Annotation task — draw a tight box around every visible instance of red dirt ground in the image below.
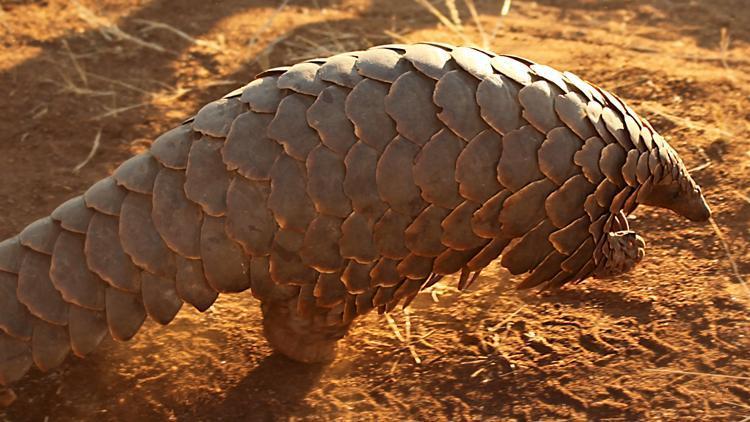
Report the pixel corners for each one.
[1,0,749,420]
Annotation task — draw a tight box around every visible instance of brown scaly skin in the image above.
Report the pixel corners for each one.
[0,43,712,406]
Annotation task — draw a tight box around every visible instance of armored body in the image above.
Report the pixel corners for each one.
[0,43,710,400]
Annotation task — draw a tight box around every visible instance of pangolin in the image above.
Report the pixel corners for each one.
[0,42,710,404]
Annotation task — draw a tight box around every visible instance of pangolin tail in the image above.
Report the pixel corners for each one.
[0,134,224,396]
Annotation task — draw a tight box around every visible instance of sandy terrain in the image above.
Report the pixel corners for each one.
[0,0,748,420]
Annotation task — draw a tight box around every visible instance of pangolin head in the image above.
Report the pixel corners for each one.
[593,138,709,280]
[638,141,711,222]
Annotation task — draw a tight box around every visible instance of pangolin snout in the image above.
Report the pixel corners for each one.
[685,191,712,222]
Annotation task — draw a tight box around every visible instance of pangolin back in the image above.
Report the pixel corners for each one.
[0,43,710,395]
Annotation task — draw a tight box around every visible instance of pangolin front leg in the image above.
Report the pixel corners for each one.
[0,42,710,403]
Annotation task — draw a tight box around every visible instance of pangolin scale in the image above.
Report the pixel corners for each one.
[0,42,710,403]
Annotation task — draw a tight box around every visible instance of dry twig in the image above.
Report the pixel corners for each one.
[134,19,223,51]
[445,0,462,27]
[488,305,527,332]
[61,40,88,86]
[403,308,421,364]
[73,128,102,173]
[646,368,750,381]
[463,0,488,49]
[719,27,731,70]
[734,190,750,205]
[92,79,236,120]
[73,1,171,54]
[708,216,750,299]
[688,148,712,173]
[413,0,471,44]
[248,0,291,49]
[489,0,512,42]
[640,101,733,138]
[385,313,405,342]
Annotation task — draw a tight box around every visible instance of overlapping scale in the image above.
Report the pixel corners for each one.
[345,79,397,153]
[307,86,358,155]
[277,62,326,96]
[384,71,441,146]
[376,136,424,216]
[455,130,503,203]
[267,94,321,161]
[50,230,106,310]
[343,142,387,221]
[200,216,250,293]
[497,125,546,192]
[239,76,287,113]
[19,217,60,256]
[105,287,145,341]
[268,154,316,232]
[355,48,410,83]
[175,257,217,312]
[193,98,246,138]
[404,205,449,257]
[518,81,564,133]
[434,70,486,141]
[85,212,141,292]
[141,271,183,325]
[340,213,378,263]
[538,127,584,186]
[499,179,556,237]
[300,215,345,272]
[441,201,485,250]
[222,112,281,181]
[574,136,606,184]
[553,91,597,140]
[68,306,107,357]
[112,153,159,194]
[403,43,457,80]
[84,177,127,216]
[31,320,69,371]
[0,272,33,340]
[318,54,363,88]
[476,74,524,136]
[150,124,194,170]
[545,175,596,229]
[306,145,352,218]
[270,229,317,286]
[185,137,231,216]
[0,238,23,274]
[413,129,465,209]
[225,176,276,256]
[501,219,556,275]
[50,196,94,234]
[152,168,202,259]
[17,251,68,326]
[119,191,176,277]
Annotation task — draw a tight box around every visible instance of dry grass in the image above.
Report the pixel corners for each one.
[708,216,750,301]
[413,0,471,44]
[72,128,102,173]
[247,0,291,50]
[134,19,224,52]
[646,368,750,381]
[72,1,171,54]
[719,27,731,70]
[412,0,512,48]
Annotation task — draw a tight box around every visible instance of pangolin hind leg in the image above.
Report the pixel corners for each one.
[261,298,353,363]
